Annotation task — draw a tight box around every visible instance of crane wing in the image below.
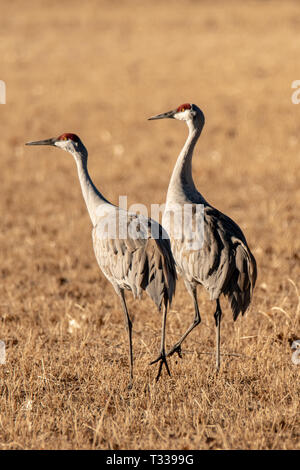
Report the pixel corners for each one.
[166,204,257,319]
[92,207,176,310]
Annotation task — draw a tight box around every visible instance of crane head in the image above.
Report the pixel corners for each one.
[26,133,86,155]
[148,103,204,126]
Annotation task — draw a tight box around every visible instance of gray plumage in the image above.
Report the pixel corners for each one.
[170,205,257,320]
[149,103,257,371]
[92,210,176,311]
[26,132,176,385]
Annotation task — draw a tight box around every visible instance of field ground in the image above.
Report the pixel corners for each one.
[0,0,299,450]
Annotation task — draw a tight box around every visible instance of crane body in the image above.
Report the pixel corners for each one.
[149,104,257,371]
[26,133,176,386]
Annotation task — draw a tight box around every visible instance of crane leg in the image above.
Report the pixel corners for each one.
[214,299,222,373]
[150,305,171,382]
[119,289,134,389]
[166,286,201,358]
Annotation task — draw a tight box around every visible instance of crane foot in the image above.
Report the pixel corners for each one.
[150,353,171,382]
[166,343,183,358]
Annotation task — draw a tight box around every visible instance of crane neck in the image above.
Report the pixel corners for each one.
[72,149,111,227]
[166,119,203,204]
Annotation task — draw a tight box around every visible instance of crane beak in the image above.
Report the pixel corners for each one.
[148,110,176,120]
[26,137,56,146]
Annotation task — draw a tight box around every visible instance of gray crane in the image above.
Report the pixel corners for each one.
[149,104,257,372]
[26,133,176,386]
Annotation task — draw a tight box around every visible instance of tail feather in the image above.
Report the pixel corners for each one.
[226,242,257,320]
[142,238,176,311]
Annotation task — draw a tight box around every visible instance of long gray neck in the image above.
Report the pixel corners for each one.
[166,120,204,204]
[73,150,111,227]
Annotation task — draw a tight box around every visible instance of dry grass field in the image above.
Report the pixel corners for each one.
[0,0,299,450]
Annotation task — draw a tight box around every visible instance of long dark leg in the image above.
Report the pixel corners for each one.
[150,305,171,382]
[214,298,222,373]
[167,285,201,358]
[119,289,133,388]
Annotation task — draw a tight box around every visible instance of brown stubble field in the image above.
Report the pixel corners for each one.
[0,0,299,450]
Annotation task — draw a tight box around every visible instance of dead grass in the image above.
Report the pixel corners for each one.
[0,0,299,449]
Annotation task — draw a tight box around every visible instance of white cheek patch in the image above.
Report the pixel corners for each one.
[174,109,191,121]
[55,141,66,149]
[55,140,70,151]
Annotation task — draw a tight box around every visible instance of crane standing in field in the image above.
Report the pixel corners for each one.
[149,103,257,372]
[26,133,176,386]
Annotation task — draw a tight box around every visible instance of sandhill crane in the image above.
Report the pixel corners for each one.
[26,133,176,386]
[149,103,257,372]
